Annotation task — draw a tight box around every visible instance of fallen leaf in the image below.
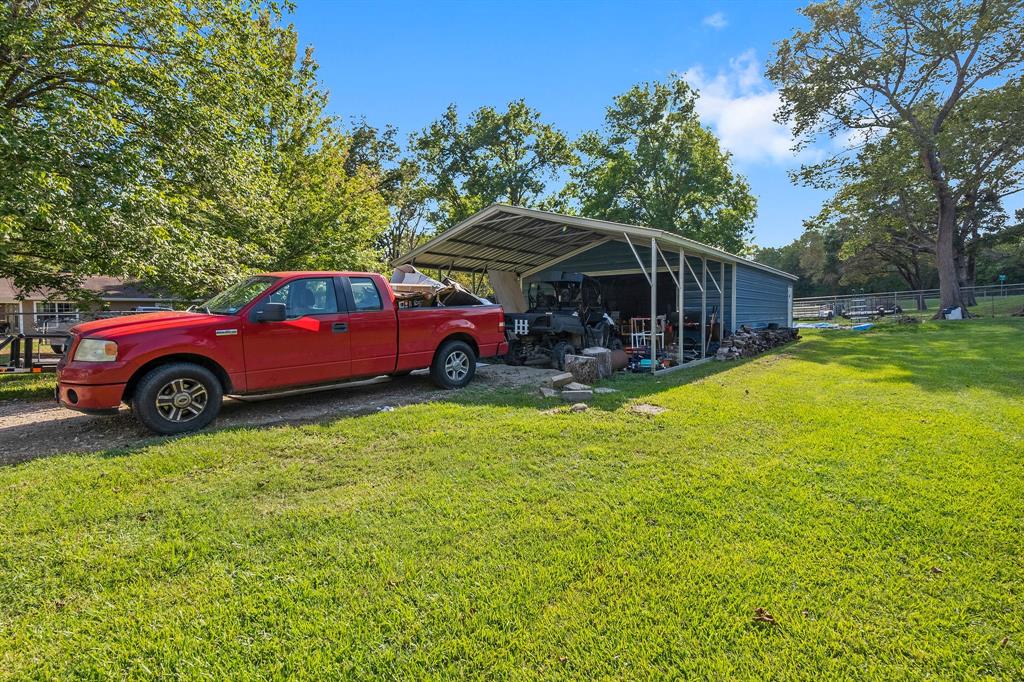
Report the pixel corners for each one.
[929,566,943,574]
[753,607,778,625]
[999,636,1009,648]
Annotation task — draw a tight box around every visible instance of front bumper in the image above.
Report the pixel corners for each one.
[56,381,125,415]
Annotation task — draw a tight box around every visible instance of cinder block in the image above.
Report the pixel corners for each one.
[545,372,574,388]
[561,389,594,401]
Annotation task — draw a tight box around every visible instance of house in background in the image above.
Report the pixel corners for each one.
[0,277,175,334]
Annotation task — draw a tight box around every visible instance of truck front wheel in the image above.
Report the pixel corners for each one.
[431,340,476,389]
[131,362,223,434]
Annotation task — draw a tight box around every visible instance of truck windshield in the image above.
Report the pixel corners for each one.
[199,276,279,315]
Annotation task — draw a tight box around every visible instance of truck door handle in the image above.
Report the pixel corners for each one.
[332,322,348,333]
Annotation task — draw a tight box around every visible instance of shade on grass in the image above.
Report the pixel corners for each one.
[1,319,1023,678]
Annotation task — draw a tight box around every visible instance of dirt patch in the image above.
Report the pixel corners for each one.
[630,403,667,416]
[0,363,561,465]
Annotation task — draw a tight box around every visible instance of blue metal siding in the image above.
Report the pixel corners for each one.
[735,264,791,328]
[547,240,648,272]
[524,240,790,331]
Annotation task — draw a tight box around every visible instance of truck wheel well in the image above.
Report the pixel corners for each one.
[122,354,232,402]
[436,333,479,359]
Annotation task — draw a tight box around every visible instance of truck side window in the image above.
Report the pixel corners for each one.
[268,278,338,318]
[350,277,383,311]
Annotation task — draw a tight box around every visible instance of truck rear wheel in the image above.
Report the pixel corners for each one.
[131,362,223,435]
[431,340,476,389]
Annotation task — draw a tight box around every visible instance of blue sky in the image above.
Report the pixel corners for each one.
[290,0,826,248]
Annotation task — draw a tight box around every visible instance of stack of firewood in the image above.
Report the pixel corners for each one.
[715,326,799,361]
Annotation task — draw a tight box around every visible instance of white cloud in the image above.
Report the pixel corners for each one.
[702,12,728,29]
[682,49,814,166]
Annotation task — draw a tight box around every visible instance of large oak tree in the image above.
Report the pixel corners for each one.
[565,77,756,253]
[767,0,1024,314]
[411,100,577,232]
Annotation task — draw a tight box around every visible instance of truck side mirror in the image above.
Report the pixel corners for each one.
[252,302,287,322]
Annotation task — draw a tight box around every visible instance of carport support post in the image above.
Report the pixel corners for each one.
[650,238,657,373]
[678,249,685,364]
[720,261,725,341]
[701,257,707,359]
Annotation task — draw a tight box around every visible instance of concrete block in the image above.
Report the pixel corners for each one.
[545,372,574,388]
[564,354,599,385]
[539,387,559,398]
[562,390,593,402]
[563,381,591,391]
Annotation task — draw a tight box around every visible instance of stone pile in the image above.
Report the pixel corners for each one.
[715,326,799,361]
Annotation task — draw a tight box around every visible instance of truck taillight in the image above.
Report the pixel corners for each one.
[498,320,505,330]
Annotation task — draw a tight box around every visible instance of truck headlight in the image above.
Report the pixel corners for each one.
[74,338,118,362]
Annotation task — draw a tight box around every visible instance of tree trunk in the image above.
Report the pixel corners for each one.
[921,149,968,318]
[935,199,967,316]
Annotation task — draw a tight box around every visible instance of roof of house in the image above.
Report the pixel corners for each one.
[0,276,168,302]
[393,204,798,281]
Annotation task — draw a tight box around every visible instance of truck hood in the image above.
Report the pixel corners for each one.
[71,311,235,339]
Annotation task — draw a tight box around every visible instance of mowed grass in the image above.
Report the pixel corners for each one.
[896,293,1024,318]
[1,320,1023,678]
[0,372,56,401]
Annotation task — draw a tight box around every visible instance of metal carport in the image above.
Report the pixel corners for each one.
[393,204,798,373]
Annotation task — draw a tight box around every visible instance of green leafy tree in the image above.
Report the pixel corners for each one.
[263,53,388,274]
[565,77,756,252]
[0,0,386,299]
[346,119,431,264]
[411,100,577,231]
[768,0,1024,314]
[805,104,1023,304]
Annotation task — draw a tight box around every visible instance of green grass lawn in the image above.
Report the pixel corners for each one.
[0,372,56,401]
[895,293,1024,318]
[2,320,1023,678]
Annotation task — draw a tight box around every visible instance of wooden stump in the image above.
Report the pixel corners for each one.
[564,354,600,385]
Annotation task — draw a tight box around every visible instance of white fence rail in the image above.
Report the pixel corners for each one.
[793,283,1024,320]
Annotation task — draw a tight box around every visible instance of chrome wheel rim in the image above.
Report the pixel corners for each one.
[155,378,208,423]
[444,350,470,382]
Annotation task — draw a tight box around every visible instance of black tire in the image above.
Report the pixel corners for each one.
[551,341,574,371]
[430,340,477,389]
[130,362,223,435]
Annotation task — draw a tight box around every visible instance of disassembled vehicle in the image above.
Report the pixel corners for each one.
[503,272,622,370]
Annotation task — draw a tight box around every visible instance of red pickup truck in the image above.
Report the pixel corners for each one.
[56,272,506,434]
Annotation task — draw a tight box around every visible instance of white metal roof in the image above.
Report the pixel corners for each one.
[393,204,798,281]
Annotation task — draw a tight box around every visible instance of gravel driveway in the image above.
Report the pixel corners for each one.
[0,364,559,465]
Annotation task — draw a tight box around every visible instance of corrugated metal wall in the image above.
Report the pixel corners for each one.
[735,264,792,328]
[526,240,790,333]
